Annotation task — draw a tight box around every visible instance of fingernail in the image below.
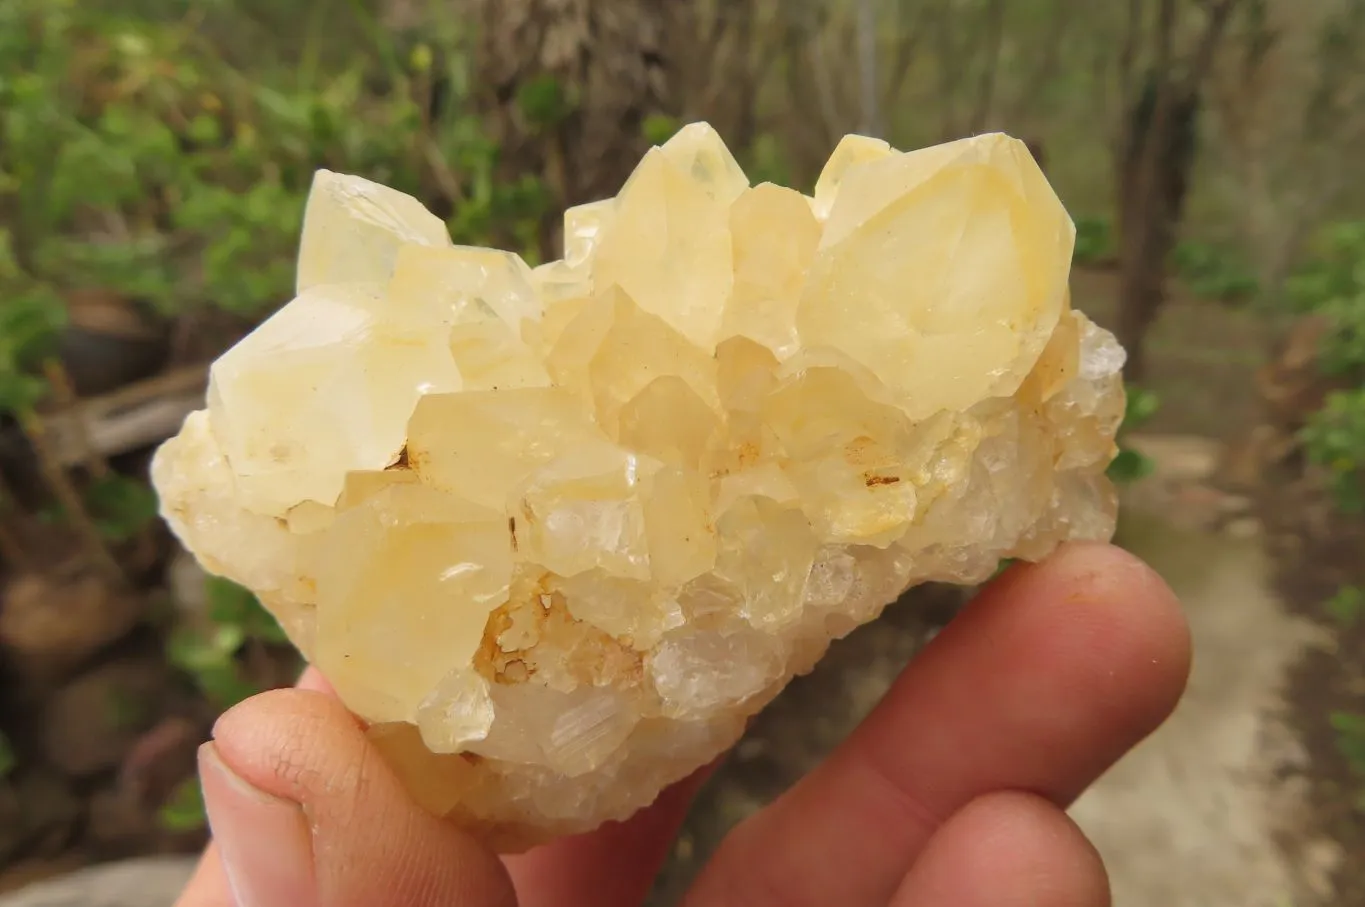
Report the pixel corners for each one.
[199,742,315,907]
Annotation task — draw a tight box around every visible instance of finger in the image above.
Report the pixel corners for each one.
[505,763,715,907]
[890,791,1109,907]
[175,664,340,907]
[175,664,335,907]
[301,661,709,907]
[683,541,1190,907]
[173,842,234,907]
[198,688,516,907]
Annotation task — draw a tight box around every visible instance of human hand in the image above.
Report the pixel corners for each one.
[172,541,1189,907]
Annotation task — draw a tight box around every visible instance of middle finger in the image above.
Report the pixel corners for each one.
[681,543,1187,907]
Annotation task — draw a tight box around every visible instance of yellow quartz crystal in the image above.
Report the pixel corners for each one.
[152,125,1126,850]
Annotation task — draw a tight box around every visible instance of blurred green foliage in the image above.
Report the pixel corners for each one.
[0,286,66,416]
[0,0,548,415]
[1171,240,1260,304]
[85,474,160,541]
[1326,585,1365,628]
[1302,388,1365,514]
[1072,215,1114,266]
[1290,221,1365,514]
[516,74,576,132]
[1331,710,1365,812]
[1288,221,1365,377]
[158,776,206,832]
[167,575,292,709]
[1108,387,1161,484]
[641,114,683,147]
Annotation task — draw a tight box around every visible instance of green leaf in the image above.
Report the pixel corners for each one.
[86,474,159,542]
[409,43,433,74]
[515,74,572,130]
[1072,215,1113,265]
[1108,448,1156,484]
[206,576,288,645]
[187,113,221,145]
[642,114,681,146]
[158,777,207,832]
[1332,711,1365,777]
[1301,388,1365,513]
[1171,240,1259,303]
[0,286,67,368]
[1123,387,1161,432]
[167,625,257,708]
[1325,585,1365,628]
[0,370,48,417]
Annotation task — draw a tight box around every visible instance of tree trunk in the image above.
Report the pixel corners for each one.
[469,0,678,260]
[1112,0,1243,381]
[1115,72,1200,383]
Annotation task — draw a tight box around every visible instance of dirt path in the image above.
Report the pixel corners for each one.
[1069,437,1344,907]
[1072,515,1339,905]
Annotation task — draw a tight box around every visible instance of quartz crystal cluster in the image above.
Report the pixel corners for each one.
[152,125,1126,849]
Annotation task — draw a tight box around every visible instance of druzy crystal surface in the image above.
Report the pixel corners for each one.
[152,126,1126,850]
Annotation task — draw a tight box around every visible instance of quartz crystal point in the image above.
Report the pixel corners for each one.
[152,125,1127,851]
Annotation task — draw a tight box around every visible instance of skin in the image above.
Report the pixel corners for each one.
[173,541,1191,907]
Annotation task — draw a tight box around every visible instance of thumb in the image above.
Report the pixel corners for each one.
[176,682,516,907]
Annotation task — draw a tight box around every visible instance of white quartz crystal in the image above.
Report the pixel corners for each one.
[152,125,1126,851]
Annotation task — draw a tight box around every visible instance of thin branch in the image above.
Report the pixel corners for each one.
[43,361,108,479]
[1183,0,1245,92]
[21,401,127,589]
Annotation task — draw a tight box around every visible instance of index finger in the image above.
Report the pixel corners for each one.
[172,666,336,907]
[682,541,1191,907]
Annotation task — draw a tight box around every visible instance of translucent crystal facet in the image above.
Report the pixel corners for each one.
[153,128,1126,851]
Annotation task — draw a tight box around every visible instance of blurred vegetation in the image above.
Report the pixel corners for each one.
[1326,585,1364,629]
[0,0,1361,385]
[1332,710,1365,812]
[167,575,294,710]
[0,0,556,634]
[0,0,548,342]
[1109,387,1162,483]
[158,776,208,832]
[1171,240,1260,304]
[1072,215,1115,267]
[1289,222,1365,515]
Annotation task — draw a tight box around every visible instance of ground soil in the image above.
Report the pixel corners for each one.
[1263,468,1365,906]
[1076,272,1365,904]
